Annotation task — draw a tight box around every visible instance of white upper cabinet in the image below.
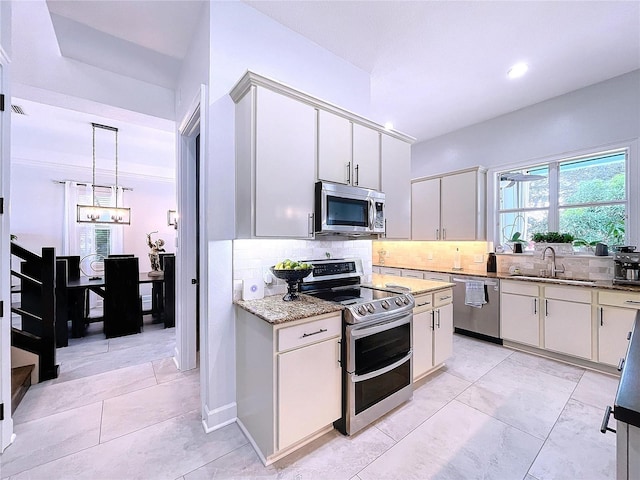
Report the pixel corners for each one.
[317,110,352,185]
[352,123,380,190]
[411,167,486,241]
[381,134,411,239]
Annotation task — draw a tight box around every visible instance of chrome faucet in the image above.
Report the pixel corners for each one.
[541,246,565,277]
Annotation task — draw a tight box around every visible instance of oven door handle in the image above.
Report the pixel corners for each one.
[350,314,411,339]
[352,351,412,383]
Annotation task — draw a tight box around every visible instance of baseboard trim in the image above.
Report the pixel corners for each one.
[201,401,237,433]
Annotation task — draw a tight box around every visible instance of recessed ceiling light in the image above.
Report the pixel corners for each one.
[507,62,529,79]
[384,122,394,130]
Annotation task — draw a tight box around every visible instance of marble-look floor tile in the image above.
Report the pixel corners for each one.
[571,369,619,410]
[57,338,109,362]
[507,350,586,382]
[455,356,577,439]
[443,334,513,382]
[101,373,200,442]
[107,325,174,352]
[10,412,248,480]
[13,362,157,424]
[270,426,395,480]
[184,444,279,479]
[374,370,470,441]
[359,400,543,480]
[528,398,616,480]
[153,356,199,384]
[0,402,102,477]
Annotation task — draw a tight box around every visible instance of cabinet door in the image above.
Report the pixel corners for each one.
[412,309,434,381]
[352,124,380,190]
[544,299,592,359]
[381,134,411,239]
[501,293,540,347]
[255,87,316,238]
[440,171,478,240]
[411,178,441,240]
[599,306,635,366]
[277,337,341,451]
[433,303,453,365]
[317,110,351,185]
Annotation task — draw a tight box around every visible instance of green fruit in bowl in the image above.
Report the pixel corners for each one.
[272,260,312,271]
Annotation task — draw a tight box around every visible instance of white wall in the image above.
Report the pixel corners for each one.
[412,70,640,178]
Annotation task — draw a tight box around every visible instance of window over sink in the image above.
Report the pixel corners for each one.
[497,149,627,250]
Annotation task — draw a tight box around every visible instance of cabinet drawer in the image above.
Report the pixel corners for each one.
[277,314,341,352]
[380,267,401,276]
[423,272,451,282]
[544,285,591,303]
[433,288,453,307]
[598,290,640,309]
[501,280,539,296]
[413,293,433,313]
[401,269,424,279]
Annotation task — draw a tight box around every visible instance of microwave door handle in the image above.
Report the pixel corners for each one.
[369,198,375,231]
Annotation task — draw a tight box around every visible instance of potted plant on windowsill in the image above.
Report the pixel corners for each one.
[532,232,575,255]
[509,232,526,253]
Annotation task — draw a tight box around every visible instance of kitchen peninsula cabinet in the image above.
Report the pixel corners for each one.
[236,309,342,465]
[411,167,486,241]
[234,85,316,238]
[412,289,453,381]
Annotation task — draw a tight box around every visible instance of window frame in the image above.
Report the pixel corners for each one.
[488,141,638,251]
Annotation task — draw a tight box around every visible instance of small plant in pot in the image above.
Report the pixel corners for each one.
[532,232,575,255]
[509,232,526,253]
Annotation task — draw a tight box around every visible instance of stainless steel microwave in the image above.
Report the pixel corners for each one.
[314,181,385,236]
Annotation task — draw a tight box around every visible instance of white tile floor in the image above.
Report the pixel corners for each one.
[1,331,620,480]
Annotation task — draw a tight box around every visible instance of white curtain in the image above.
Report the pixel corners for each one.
[63,181,81,255]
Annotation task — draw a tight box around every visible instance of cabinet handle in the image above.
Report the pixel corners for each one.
[618,357,625,372]
[346,162,351,184]
[439,295,452,301]
[600,307,604,326]
[355,164,360,185]
[337,340,342,367]
[545,299,549,316]
[533,298,537,315]
[435,228,439,240]
[442,228,446,240]
[430,311,435,330]
[301,328,327,338]
[384,219,387,238]
[436,309,441,328]
[624,300,640,305]
[308,213,314,237]
[417,302,431,307]
[628,331,633,341]
[600,406,616,434]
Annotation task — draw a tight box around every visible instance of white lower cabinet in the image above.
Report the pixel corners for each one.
[543,285,593,359]
[236,310,342,464]
[412,290,453,381]
[598,290,640,367]
[500,281,540,347]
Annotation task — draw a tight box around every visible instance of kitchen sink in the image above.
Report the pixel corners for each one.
[510,275,596,286]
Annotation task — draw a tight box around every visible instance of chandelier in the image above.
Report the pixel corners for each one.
[77,123,131,225]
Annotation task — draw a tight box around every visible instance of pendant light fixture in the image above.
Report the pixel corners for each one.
[77,122,131,225]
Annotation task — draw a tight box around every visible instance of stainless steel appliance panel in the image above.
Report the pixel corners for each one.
[452,276,501,340]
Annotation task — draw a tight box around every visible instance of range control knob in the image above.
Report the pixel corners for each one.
[366,304,375,313]
[381,300,390,310]
[395,298,403,306]
[402,296,410,305]
[357,305,367,316]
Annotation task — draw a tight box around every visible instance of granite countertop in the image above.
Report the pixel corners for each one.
[235,294,344,325]
[365,274,454,295]
[374,264,640,292]
[614,312,640,428]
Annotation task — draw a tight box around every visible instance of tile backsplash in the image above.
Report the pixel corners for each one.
[233,239,372,299]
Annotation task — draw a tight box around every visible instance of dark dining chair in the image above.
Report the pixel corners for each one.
[103,257,142,338]
[56,255,87,338]
[162,254,175,328]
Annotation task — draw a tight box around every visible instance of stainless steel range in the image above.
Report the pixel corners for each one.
[300,258,415,436]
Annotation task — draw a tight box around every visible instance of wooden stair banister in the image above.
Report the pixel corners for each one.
[10,244,59,382]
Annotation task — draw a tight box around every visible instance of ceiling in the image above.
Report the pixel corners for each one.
[38,1,640,143]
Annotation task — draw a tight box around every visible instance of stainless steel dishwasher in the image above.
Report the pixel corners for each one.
[452,276,501,343]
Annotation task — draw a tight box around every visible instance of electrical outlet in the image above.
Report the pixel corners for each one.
[474,254,484,263]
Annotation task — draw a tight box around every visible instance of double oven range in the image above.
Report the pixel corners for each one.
[300,258,415,435]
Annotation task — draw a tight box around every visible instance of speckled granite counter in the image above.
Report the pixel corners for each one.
[365,274,454,295]
[235,294,344,325]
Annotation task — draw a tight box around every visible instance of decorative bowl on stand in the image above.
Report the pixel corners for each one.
[270,267,313,301]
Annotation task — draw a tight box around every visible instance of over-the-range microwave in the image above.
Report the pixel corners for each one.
[314,181,385,236]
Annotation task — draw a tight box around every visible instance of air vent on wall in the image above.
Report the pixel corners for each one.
[11,105,26,115]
